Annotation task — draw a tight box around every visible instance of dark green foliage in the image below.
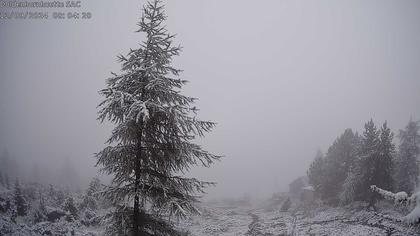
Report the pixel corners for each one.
[395,119,420,195]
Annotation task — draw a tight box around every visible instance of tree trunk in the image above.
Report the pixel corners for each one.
[133,129,143,236]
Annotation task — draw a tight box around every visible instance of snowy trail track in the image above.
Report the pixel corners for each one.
[177,203,420,236]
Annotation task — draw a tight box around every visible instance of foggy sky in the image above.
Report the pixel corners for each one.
[1,0,420,199]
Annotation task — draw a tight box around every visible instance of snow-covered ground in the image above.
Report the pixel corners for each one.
[0,183,105,236]
[177,201,420,236]
[2,181,420,236]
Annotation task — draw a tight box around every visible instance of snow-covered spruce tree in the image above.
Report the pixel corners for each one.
[86,177,102,197]
[307,150,325,199]
[395,119,420,195]
[377,122,395,192]
[14,179,28,216]
[339,132,363,205]
[81,177,102,210]
[339,160,362,205]
[357,119,381,205]
[63,195,78,220]
[358,120,395,208]
[96,1,219,235]
[322,129,360,204]
[34,193,47,223]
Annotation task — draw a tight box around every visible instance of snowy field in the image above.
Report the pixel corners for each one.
[2,181,420,236]
[177,201,420,236]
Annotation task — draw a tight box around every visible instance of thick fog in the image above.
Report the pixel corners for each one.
[1,0,419,199]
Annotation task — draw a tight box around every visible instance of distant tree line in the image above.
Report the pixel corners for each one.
[307,119,420,208]
[0,149,82,192]
[0,149,17,190]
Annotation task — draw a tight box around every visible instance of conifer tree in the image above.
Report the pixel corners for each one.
[96,0,219,235]
[339,131,362,205]
[358,120,395,208]
[49,184,55,197]
[307,150,325,198]
[86,177,101,197]
[82,177,102,210]
[396,119,420,194]
[14,179,28,216]
[339,166,360,204]
[377,122,395,192]
[63,195,78,218]
[34,193,47,223]
[358,119,381,206]
[322,129,360,203]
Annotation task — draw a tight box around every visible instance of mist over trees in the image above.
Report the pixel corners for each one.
[0,149,18,189]
[1,0,420,235]
[0,149,83,192]
[307,119,420,208]
[395,119,420,195]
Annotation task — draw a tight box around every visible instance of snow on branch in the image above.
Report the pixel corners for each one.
[371,185,420,224]
[370,185,408,205]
